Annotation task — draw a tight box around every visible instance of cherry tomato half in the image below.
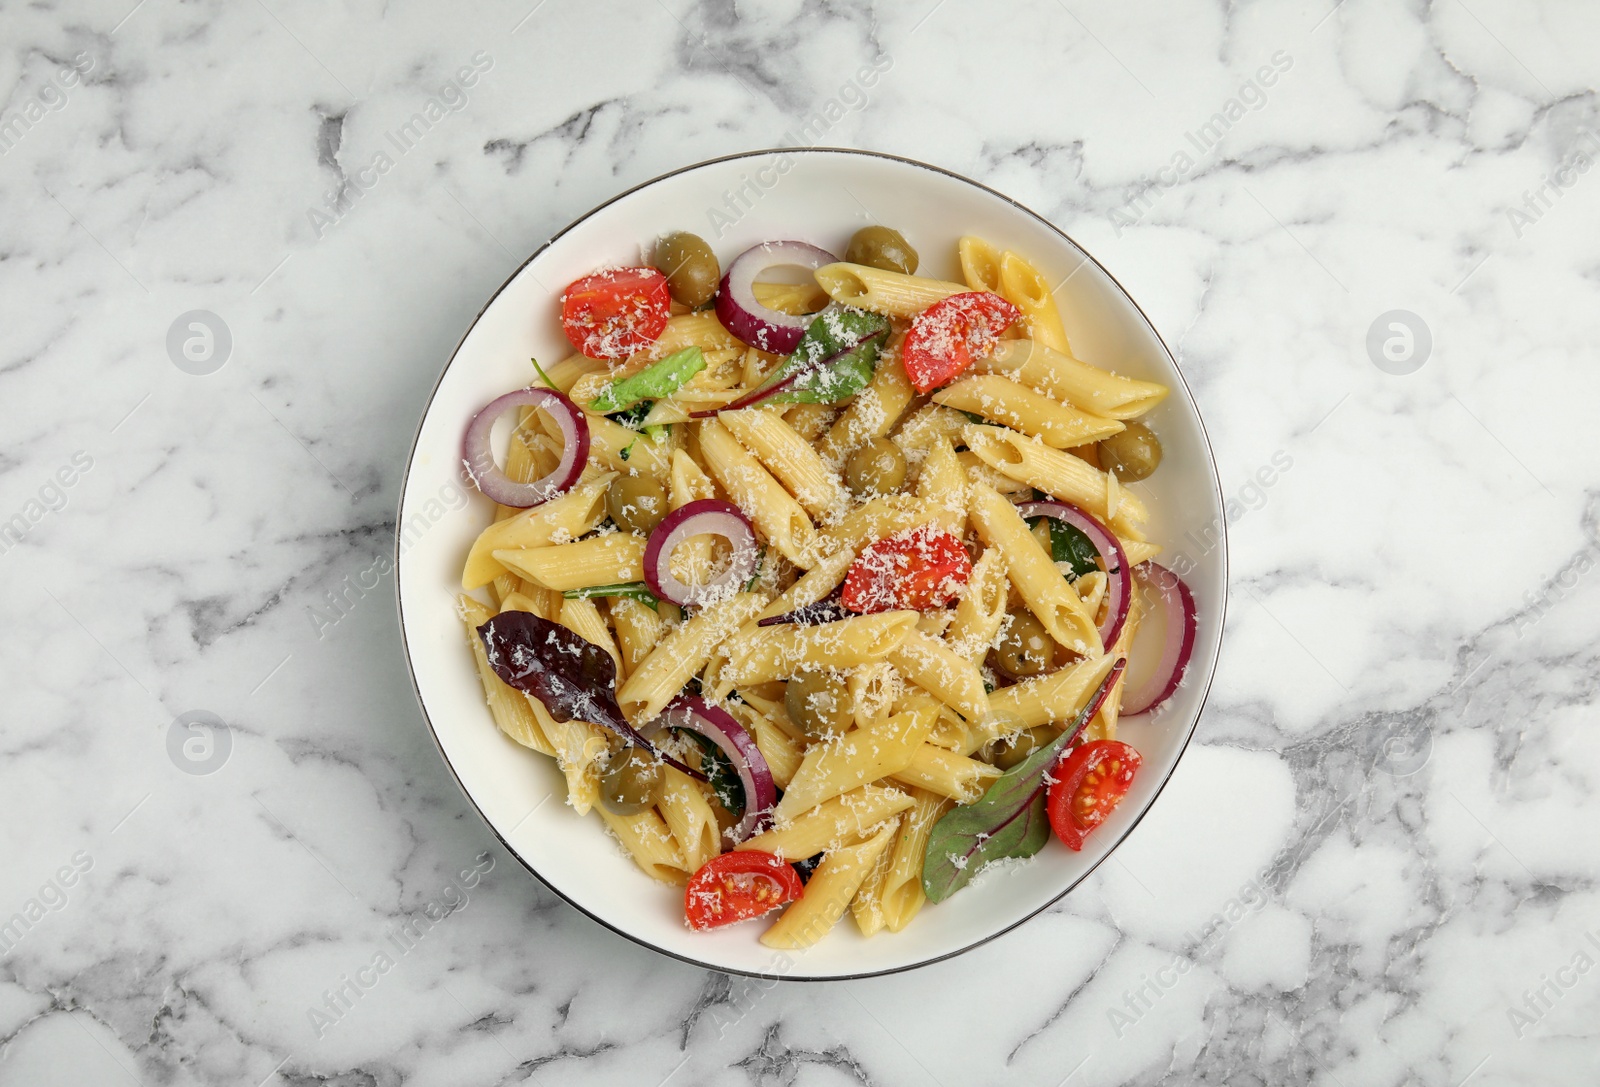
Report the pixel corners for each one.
[560,267,671,359]
[1046,739,1142,851]
[901,291,1020,393]
[684,851,803,930]
[841,525,973,614]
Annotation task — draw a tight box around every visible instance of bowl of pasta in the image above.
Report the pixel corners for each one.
[397,149,1226,979]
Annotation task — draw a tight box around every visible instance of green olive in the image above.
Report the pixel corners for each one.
[655,231,720,309]
[996,611,1053,678]
[784,671,853,741]
[843,437,908,498]
[1097,422,1163,483]
[600,744,662,815]
[845,226,919,276]
[607,474,668,535]
[987,726,1056,770]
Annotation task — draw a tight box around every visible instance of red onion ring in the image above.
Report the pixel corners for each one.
[1016,499,1132,649]
[461,387,589,508]
[656,694,777,845]
[714,241,839,354]
[643,499,760,608]
[1120,562,1198,717]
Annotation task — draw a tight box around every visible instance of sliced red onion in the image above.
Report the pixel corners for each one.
[643,499,759,607]
[1120,562,1198,717]
[757,596,849,627]
[462,387,589,508]
[1016,499,1132,649]
[715,241,839,354]
[657,693,777,844]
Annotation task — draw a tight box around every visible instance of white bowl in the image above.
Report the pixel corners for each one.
[396,149,1227,980]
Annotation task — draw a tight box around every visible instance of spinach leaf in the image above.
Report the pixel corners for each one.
[921,660,1126,904]
[588,347,706,413]
[755,306,891,406]
[562,582,660,610]
[478,611,703,780]
[1031,516,1100,581]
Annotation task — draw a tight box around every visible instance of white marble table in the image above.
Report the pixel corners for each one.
[3,1,1598,1083]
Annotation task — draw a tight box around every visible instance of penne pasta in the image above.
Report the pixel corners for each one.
[717,408,848,519]
[816,345,916,466]
[597,804,686,884]
[887,628,991,723]
[773,700,937,822]
[616,593,766,721]
[889,744,1002,803]
[977,339,1169,420]
[933,375,1123,449]
[998,250,1071,355]
[737,784,913,861]
[969,483,1102,658]
[720,611,920,686]
[813,262,970,318]
[880,788,952,932]
[982,652,1119,748]
[698,418,817,567]
[761,822,897,949]
[958,235,1005,294]
[494,533,646,592]
[659,766,722,875]
[945,548,1008,665]
[851,814,903,937]
[962,424,1148,539]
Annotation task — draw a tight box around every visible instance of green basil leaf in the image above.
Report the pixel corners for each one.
[561,582,660,610]
[757,306,891,406]
[588,347,706,413]
[920,664,1122,904]
[1031,516,1100,581]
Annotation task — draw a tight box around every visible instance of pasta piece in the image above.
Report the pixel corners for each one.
[588,413,671,477]
[719,611,920,687]
[802,495,940,565]
[816,346,915,466]
[659,766,721,875]
[630,311,740,360]
[608,596,664,677]
[540,715,607,814]
[969,483,1102,658]
[757,547,854,620]
[1086,587,1143,743]
[999,251,1071,355]
[889,744,1002,803]
[880,788,953,932]
[698,419,817,567]
[761,822,897,949]
[735,784,913,860]
[887,628,991,723]
[982,652,1119,747]
[945,549,1008,664]
[915,437,969,537]
[962,424,1148,539]
[773,700,937,822]
[494,533,646,592]
[536,354,608,394]
[958,235,1004,293]
[1122,539,1164,566]
[718,409,848,519]
[729,701,805,790]
[596,805,686,884]
[849,662,902,728]
[851,814,903,937]
[976,340,1168,421]
[616,593,766,721]
[932,375,1123,449]
[892,403,971,463]
[459,595,554,756]
[813,262,969,318]
[558,597,622,676]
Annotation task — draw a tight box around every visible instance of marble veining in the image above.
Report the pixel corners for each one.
[1,0,1598,1084]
